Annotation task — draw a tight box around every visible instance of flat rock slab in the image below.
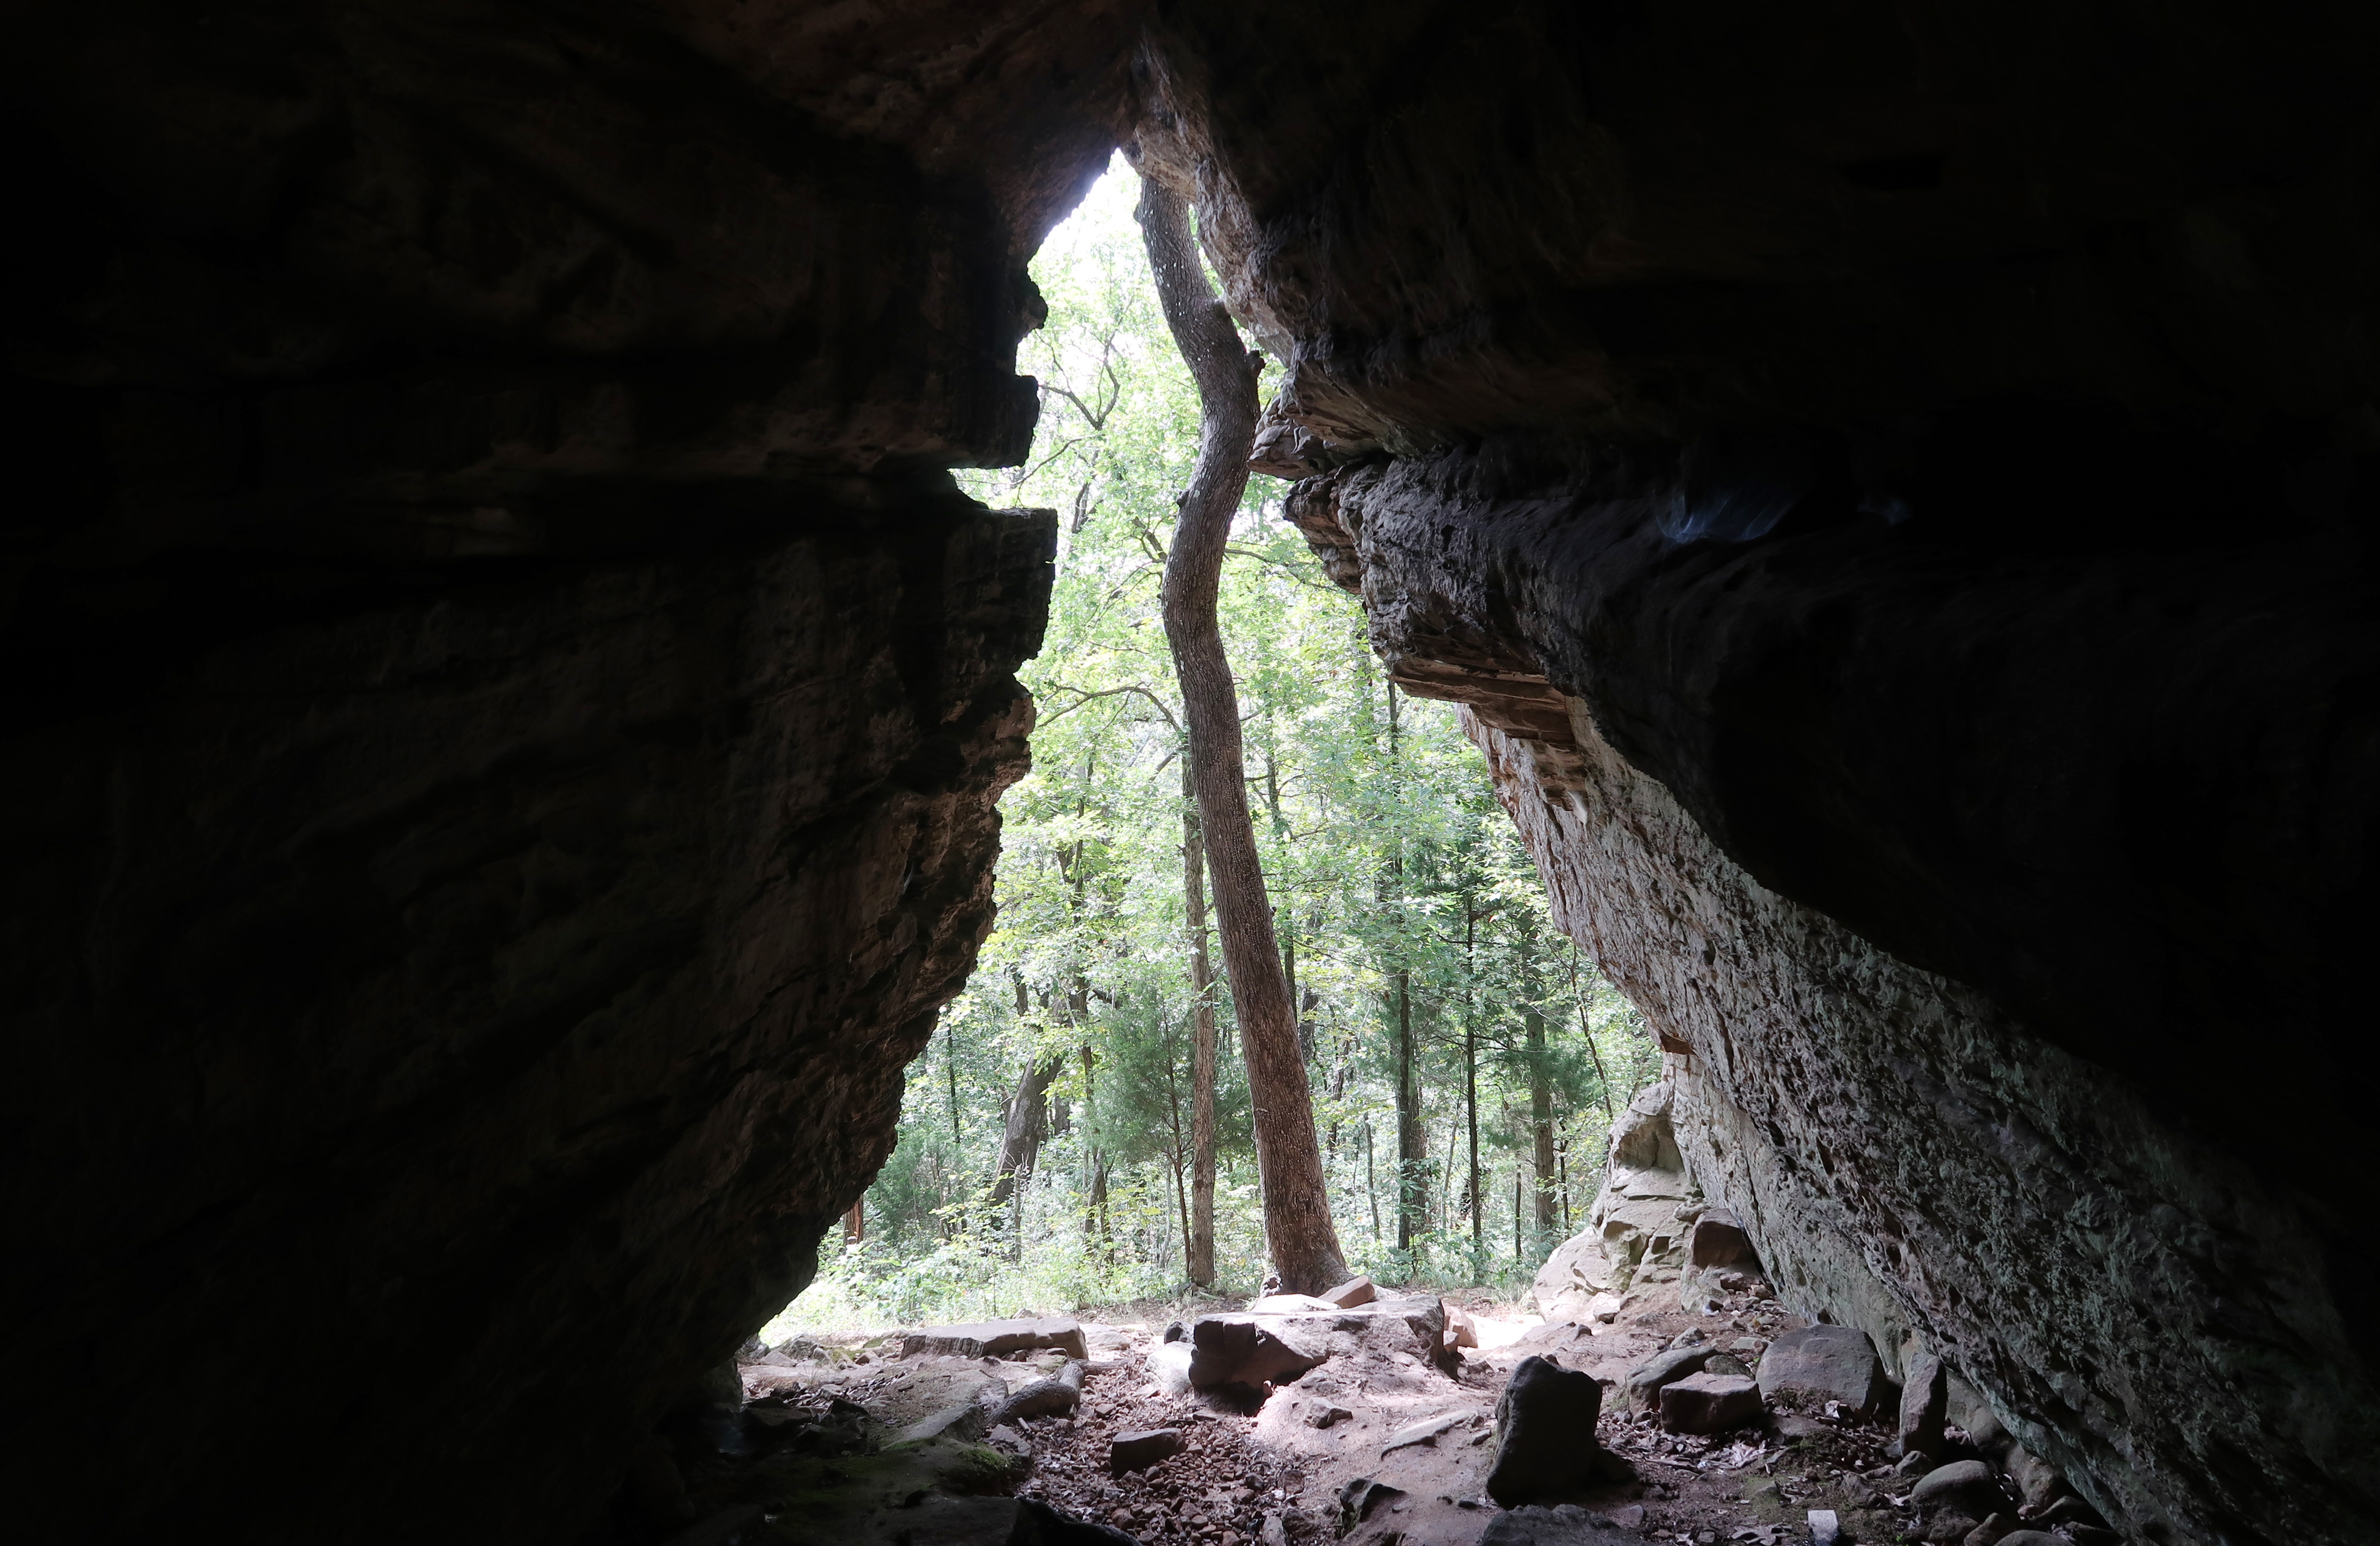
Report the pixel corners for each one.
[1480,1505,1641,1546]
[1755,1325,1890,1416]
[1320,1275,1377,1308]
[1622,1344,1714,1410]
[1899,1347,1948,1460]
[1660,1371,1761,1434]
[1110,1427,1183,1474]
[902,1317,1089,1360]
[862,1367,1009,1442]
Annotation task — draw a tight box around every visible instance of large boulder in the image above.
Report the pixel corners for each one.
[1487,1356,1633,1507]
[1184,1314,1331,1388]
[1176,1292,1446,1388]
[1756,1326,1892,1416]
[1912,1461,2008,1527]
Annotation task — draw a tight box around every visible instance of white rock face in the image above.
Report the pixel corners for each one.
[1533,1082,1701,1321]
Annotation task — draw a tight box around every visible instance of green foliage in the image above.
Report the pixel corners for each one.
[772,158,1660,1332]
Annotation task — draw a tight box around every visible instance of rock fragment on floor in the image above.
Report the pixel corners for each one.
[1623,1343,1715,1411]
[1754,1325,1890,1416]
[1912,1458,2008,1539]
[1659,1371,1762,1434]
[1962,1511,2016,1545]
[1380,1411,1466,1453]
[1320,1275,1377,1308]
[995,1360,1086,1424]
[1110,1427,1184,1474]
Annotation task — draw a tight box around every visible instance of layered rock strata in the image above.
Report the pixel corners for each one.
[1283,450,2375,1543]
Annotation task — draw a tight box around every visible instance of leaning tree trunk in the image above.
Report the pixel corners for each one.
[989,1053,1062,1210]
[1183,750,1219,1288]
[1136,171,1350,1295]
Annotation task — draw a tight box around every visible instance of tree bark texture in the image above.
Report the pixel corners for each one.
[1527,1006,1558,1239]
[1136,172,1349,1295]
[1183,749,1218,1288]
[990,1054,1062,1210]
[1465,910,1482,1258]
[1395,969,1420,1251]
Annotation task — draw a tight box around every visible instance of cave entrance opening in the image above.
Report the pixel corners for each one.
[755,152,1663,1346]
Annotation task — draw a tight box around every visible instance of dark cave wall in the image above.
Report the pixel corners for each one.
[1284,448,2379,1540]
[1171,1,2380,1541]
[0,1,1120,1539]
[1462,702,2373,1546]
[8,492,1051,1539]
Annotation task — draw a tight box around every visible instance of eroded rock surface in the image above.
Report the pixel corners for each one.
[1280,472,2378,1542]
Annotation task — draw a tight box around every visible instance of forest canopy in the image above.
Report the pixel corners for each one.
[772,158,1658,1334]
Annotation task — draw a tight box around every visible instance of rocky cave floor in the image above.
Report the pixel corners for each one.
[658,1274,2035,1546]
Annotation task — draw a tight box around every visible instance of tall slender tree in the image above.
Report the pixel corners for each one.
[1134,169,1349,1295]
[1183,747,1219,1287]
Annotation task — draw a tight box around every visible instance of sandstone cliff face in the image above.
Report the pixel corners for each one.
[1,1,1105,1539]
